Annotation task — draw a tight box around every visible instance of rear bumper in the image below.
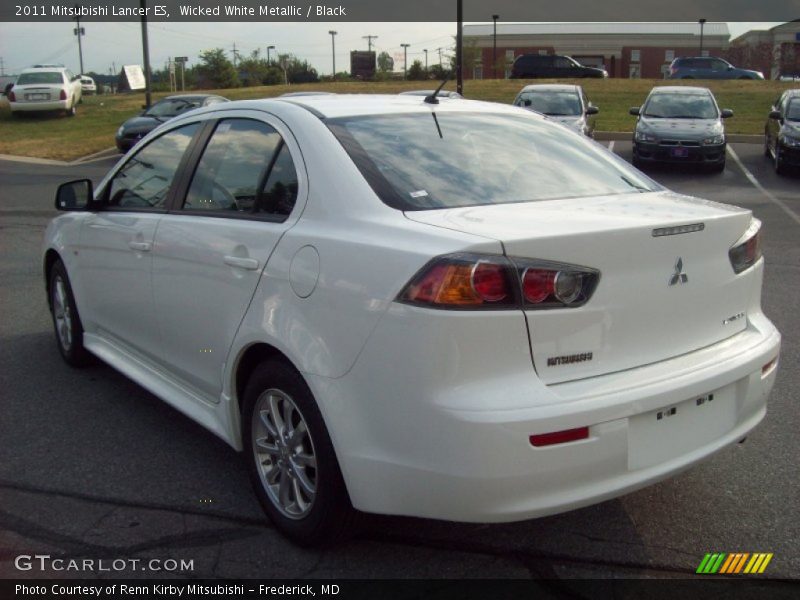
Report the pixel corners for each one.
[10,100,69,112]
[634,141,726,165]
[310,307,780,523]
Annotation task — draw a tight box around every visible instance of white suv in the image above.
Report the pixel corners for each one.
[9,65,82,116]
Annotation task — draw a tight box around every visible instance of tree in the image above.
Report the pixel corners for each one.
[196,48,239,89]
[377,51,394,73]
[407,59,427,81]
[238,49,269,87]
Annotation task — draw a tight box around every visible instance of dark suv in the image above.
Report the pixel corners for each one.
[668,57,764,80]
[510,55,608,79]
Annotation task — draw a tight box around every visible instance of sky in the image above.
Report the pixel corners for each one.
[0,21,784,77]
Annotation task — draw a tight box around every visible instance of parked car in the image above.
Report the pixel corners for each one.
[399,89,463,99]
[668,57,764,80]
[765,89,800,175]
[8,65,82,116]
[45,95,780,545]
[630,86,733,172]
[115,94,229,152]
[777,71,800,82]
[510,54,608,79]
[80,76,96,95]
[513,84,598,137]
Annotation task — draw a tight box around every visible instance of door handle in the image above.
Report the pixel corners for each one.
[128,241,152,252]
[224,256,259,270]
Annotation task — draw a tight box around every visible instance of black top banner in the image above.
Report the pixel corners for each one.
[1,0,799,22]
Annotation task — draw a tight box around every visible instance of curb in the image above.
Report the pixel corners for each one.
[0,147,120,166]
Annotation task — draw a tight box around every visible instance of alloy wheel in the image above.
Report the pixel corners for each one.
[52,276,73,352]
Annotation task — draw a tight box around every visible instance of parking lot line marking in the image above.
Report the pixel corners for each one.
[608,141,615,152]
[727,146,800,227]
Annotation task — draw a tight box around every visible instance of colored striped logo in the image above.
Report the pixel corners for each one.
[696,553,773,574]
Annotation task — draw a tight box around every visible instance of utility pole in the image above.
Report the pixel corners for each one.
[329,30,337,80]
[231,42,239,68]
[267,45,275,65]
[492,14,499,79]
[73,4,85,74]
[363,35,377,52]
[0,57,5,76]
[456,0,463,94]
[424,49,428,71]
[437,47,443,66]
[698,18,707,55]
[140,0,152,108]
[401,43,410,79]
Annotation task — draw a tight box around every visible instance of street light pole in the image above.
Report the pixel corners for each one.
[328,30,337,80]
[401,43,410,79]
[492,14,499,79]
[139,0,152,108]
[267,45,275,65]
[456,0,463,94]
[699,18,707,55]
[424,49,428,71]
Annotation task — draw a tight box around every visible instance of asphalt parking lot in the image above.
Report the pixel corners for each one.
[0,143,798,581]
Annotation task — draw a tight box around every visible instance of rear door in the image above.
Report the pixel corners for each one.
[151,111,307,400]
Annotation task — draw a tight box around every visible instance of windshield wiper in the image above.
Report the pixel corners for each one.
[620,175,649,192]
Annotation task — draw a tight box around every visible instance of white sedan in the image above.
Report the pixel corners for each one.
[43,94,780,545]
[9,65,82,116]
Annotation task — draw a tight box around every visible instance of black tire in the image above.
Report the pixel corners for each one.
[774,146,787,176]
[49,259,91,367]
[708,160,725,174]
[242,359,357,546]
[65,103,76,117]
[632,154,643,169]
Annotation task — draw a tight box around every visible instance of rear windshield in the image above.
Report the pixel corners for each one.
[643,93,718,119]
[328,112,658,211]
[17,72,64,85]
[516,91,582,116]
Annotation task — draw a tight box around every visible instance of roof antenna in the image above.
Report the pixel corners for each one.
[424,77,451,105]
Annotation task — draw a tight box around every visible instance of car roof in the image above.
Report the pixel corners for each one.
[185,94,540,121]
[648,86,712,95]
[161,94,223,101]
[519,84,579,93]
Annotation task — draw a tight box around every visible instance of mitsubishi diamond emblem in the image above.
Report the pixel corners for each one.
[669,258,688,286]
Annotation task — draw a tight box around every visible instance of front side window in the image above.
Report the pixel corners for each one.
[643,94,718,119]
[106,123,200,209]
[329,112,658,211]
[183,119,298,218]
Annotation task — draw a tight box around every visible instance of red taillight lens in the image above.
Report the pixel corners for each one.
[399,254,599,310]
[59,89,67,100]
[523,269,555,303]
[530,427,589,447]
[8,90,16,102]
[729,219,762,274]
[472,261,510,302]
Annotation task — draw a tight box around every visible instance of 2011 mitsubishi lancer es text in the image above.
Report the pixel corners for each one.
[43,94,781,545]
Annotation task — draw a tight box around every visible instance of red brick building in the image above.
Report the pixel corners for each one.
[462,22,730,79]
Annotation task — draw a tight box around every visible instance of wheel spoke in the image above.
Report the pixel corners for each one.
[258,409,278,438]
[292,478,308,512]
[278,471,291,507]
[292,452,316,469]
[255,437,279,456]
[288,421,307,449]
[268,393,285,436]
[264,463,281,485]
[293,466,316,498]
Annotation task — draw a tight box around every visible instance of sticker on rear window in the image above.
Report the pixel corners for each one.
[409,190,428,198]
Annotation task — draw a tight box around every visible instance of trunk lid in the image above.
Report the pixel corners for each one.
[405,191,755,384]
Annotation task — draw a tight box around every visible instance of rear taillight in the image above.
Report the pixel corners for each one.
[8,90,15,102]
[729,219,762,274]
[398,253,599,310]
[59,89,67,100]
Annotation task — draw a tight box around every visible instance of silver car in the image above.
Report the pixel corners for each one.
[513,84,598,137]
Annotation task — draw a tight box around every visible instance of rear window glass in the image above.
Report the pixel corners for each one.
[328,112,657,211]
[17,72,64,85]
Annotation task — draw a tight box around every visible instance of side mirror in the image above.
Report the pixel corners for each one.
[629,107,640,116]
[728,66,734,70]
[586,105,599,115]
[523,99,532,107]
[720,109,734,119]
[768,110,781,120]
[55,179,93,211]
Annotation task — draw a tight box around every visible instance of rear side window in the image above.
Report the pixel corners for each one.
[183,118,299,219]
[106,123,200,210]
